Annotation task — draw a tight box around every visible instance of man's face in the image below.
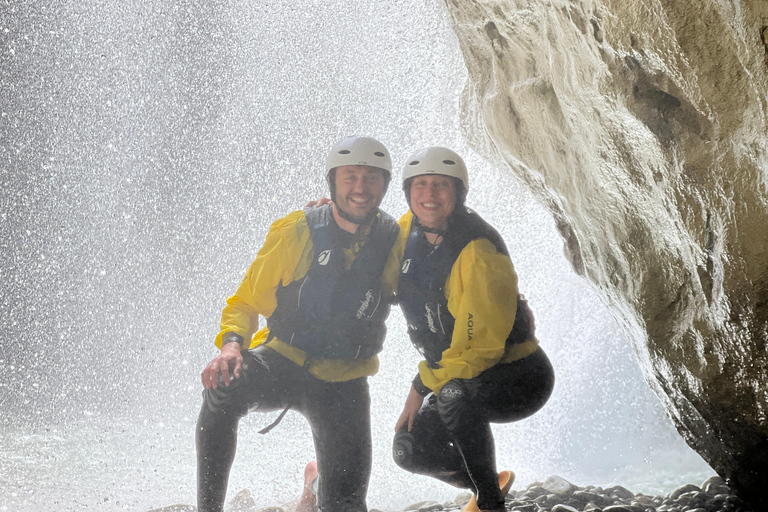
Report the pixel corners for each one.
[333,165,387,220]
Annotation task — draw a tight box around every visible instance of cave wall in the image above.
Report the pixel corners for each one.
[443,0,768,505]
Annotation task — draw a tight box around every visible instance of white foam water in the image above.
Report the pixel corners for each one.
[0,1,712,511]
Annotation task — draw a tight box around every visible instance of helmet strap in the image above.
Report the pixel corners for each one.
[335,205,378,229]
[412,213,447,238]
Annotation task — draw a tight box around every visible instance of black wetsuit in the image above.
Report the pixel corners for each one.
[197,206,399,512]
[198,346,372,512]
[393,209,555,510]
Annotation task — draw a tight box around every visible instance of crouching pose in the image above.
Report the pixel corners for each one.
[392,148,555,512]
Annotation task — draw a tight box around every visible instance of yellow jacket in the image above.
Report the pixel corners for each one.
[397,211,539,394]
[216,209,403,382]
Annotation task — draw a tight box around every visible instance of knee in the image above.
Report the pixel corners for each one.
[199,383,248,427]
[436,379,471,433]
[392,430,415,472]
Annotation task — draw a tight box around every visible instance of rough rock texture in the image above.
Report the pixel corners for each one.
[442,0,768,507]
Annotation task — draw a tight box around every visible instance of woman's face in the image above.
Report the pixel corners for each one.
[409,174,457,230]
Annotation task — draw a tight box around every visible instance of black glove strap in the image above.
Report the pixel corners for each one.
[412,373,431,397]
[221,332,245,349]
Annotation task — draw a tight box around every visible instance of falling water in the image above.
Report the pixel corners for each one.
[1,1,713,510]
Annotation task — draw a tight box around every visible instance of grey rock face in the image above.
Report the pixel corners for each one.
[442,0,768,507]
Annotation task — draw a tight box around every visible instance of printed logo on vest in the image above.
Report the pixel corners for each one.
[401,259,411,274]
[317,250,332,266]
[425,303,437,333]
[357,289,375,319]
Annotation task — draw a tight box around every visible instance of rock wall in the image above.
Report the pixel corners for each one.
[443,0,768,506]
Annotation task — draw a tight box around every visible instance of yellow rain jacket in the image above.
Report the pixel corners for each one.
[215,209,403,382]
[397,211,539,394]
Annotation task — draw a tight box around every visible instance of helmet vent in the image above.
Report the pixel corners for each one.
[374,151,385,157]
[443,160,456,165]
[409,160,420,165]
[338,150,351,154]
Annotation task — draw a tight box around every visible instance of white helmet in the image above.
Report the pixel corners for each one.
[325,136,392,177]
[401,146,469,190]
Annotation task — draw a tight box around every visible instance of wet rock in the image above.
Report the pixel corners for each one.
[227,489,258,512]
[602,505,645,512]
[706,494,729,510]
[518,486,549,500]
[445,0,768,508]
[542,475,578,495]
[702,475,731,496]
[454,492,472,508]
[669,483,701,500]
[632,494,658,507]
[551,505,580,512]
[571,490,610,509]
[677,490,710,509]
[404,501,440,512]
[604,485,635,501]
[400,476,758,512]
[508,505,537,512]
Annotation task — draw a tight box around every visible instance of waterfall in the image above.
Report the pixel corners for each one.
[1,1,712,510]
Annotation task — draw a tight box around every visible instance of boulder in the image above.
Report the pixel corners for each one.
[444,0,768,507]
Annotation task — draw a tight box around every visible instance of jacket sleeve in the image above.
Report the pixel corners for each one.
[417,238,519,393]
[215,211,308,349]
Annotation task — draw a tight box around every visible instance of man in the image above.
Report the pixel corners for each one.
[196,136,402,512]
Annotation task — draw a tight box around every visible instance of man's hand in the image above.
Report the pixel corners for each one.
[395,385,425,432]
[304,197,333,209]
[201,342,243,390]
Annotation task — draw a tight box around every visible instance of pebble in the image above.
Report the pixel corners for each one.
[156,475,754,512]
[397,475,753,512]
[147,506,196,512]
[544,475,579,495]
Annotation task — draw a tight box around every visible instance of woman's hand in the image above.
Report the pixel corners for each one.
[395,385,425,432]
[304,197,332,209]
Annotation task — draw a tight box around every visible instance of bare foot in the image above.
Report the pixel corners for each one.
[296,461,318,512]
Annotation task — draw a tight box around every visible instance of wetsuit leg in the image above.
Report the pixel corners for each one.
[394,348,555,510]
[299,376,372,512]
[436,379,504,511]
[196,347,301,512]
[446,347,554,510]
[393,397,474,490]
[478,347,555,423]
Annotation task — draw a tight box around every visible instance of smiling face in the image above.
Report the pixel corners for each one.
[409,174,457,231]
[332,165,387,221]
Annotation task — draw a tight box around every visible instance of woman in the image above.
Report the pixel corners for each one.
[393,147,555,512]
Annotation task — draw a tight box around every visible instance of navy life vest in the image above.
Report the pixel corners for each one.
[266,204,400,360]
[398,207,532,367]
